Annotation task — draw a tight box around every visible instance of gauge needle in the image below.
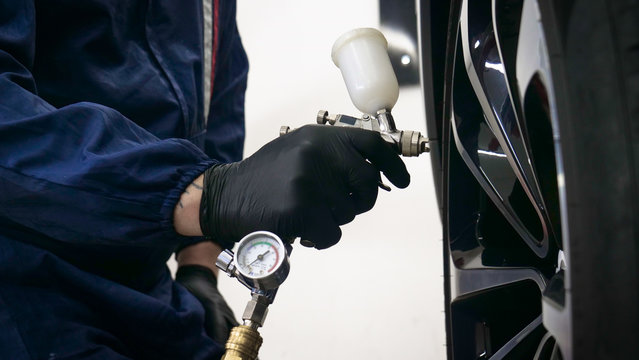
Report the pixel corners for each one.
[249,250,271,266]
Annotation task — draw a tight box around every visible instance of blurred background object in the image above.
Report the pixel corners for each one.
[380,0,420,86]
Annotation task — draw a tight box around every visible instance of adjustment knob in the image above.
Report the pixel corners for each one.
[215,249,236,275]
[279,125,291,137]
[316,110,329,124]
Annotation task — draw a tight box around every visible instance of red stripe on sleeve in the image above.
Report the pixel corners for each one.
[210,0,220,97]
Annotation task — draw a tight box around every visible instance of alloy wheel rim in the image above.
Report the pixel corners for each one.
[446,0,570,358]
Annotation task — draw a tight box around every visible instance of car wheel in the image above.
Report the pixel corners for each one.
[420,0,639,358]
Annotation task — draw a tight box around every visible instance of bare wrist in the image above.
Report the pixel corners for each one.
[173,174,205,236]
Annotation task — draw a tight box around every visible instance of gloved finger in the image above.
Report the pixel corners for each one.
[328,192,357,225]
[346,129,410,188]
[301,204,342,249]
[321,176,357,225]
[347,160,380,214]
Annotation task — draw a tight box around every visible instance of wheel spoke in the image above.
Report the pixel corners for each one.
[490,315,544,359]
[455,0,551,257]
[460,0,536,190]
[491,0,554,225]
[455,267,546,300]
[533,332,557,360]
[514,0,565,247]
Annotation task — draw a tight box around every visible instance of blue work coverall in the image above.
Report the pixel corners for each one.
[0,0,248,358]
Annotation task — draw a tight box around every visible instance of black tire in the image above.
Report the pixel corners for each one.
[419,0,639,358]
[542,0,639,358]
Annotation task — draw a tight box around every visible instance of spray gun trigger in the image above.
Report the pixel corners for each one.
[378,181,391,192]
[299,239,316,248]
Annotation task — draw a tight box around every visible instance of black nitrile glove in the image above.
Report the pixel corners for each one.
[200,125,410,249]
[175,265,239,345]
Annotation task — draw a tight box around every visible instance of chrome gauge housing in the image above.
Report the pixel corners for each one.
[234,231,290,291]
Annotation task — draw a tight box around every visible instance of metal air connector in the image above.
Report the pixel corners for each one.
[220,293,272,360]
[221,325,263,360]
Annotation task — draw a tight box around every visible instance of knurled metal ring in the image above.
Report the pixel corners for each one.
[316,110,329,124]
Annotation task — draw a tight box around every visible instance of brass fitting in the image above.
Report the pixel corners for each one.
[221,325,263,360]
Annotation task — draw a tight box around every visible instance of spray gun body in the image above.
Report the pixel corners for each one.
[281,109,429,157]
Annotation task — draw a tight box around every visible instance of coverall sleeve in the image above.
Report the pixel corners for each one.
[0,2,216,246]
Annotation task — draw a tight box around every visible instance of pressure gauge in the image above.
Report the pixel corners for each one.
[233,231,290,291]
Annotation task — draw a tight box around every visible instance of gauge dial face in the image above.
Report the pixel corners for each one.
[236,232,284,279]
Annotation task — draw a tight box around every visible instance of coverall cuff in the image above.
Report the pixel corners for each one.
[160,159,219,243]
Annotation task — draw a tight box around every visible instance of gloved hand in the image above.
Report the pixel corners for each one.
[200,125,410,249]
[175,265,239,345]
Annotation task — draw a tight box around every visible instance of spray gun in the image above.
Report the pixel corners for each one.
[217,28,429,360]
[281,28,430,157]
